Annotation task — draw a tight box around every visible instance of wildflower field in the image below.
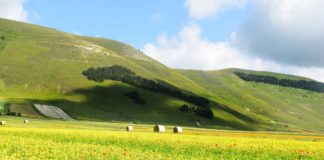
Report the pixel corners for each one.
[0,116,323,160]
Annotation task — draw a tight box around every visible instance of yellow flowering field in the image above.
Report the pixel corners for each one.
[0,117,323,160]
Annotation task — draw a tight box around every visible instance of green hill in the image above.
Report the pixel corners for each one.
[179,69,324,132]
[0,18,323,132]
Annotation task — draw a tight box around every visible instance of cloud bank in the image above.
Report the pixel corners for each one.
[144,0,324,82]
[144,23,272,70]
[235,0,324,67]
[0,0,28,22]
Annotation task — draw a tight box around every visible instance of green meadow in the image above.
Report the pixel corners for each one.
[0,17,324,159]
[0,116,323,160]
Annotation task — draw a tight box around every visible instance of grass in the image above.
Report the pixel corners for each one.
[0,18,323,132]
[0,18,218,128]
[179,69,324,132]
[0,116,323,160]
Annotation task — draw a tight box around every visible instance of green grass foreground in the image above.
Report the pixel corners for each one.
[0,116,323,160]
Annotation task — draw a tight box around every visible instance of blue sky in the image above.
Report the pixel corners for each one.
[24,0,247,48]
[1,0,324,82]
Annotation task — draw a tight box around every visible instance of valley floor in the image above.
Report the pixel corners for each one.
[0,116,323,159]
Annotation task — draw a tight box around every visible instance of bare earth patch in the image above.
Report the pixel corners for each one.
[34,104,73,120]
[9,104,42,118]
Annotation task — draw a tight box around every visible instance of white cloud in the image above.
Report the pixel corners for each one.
[288,67,324,82]
[144,23,271,70]
[143,0,324,82]
[0,0,28,22]
[185,0,245,19]
[235,0,324,67]
[143,23,324,82]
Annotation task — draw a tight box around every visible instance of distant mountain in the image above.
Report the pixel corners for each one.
[0,18,323,132]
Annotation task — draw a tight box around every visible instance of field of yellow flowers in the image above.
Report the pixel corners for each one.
[0,116,323,160]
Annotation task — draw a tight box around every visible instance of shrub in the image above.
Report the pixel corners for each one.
[179,104,214,119]
[7,112,21,116]
[125,91,147,105]
[179,104,190,113]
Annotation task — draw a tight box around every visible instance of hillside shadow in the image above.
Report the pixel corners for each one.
[22,84,256,130]
[212,101,257,124]
[155,79,258,126]
[21,85,211,126]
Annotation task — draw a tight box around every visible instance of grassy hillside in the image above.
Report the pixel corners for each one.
[0,18,221,128]
[179,69,324,132]
[0,18,323,132]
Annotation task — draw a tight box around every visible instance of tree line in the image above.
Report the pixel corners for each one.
[234,72,324,93]
[179,104,213,119]
[82,65,213,117]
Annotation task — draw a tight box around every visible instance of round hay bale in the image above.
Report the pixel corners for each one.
[0,121,6,125]
[153,125,165,133]
[173,126,183,133]
[24,119,29,123]
[126,126,133,131]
